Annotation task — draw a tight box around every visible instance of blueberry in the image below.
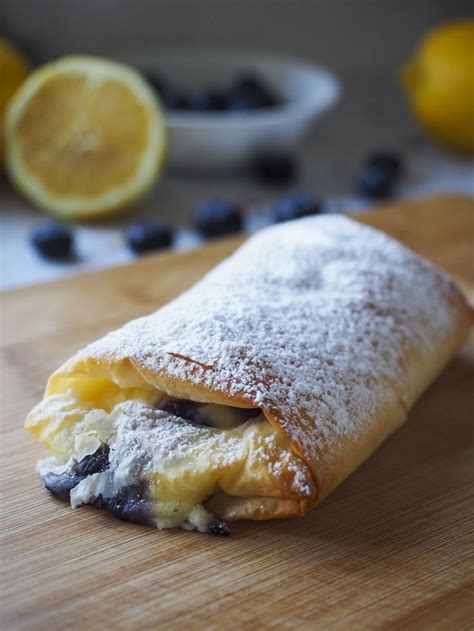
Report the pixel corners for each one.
[253,151,298,185]
[357,165,394,199]
[31,221,74,260]
[234,74,264,95]
[193,200,243,238]
[273,192,323,223]
[126,222,173,254]
[208,519,231,536]
[232,72,280,108]
[207,90,230,111]
[187,90,214,111]
[228,92,267,112]
[366,151,403,178]
[161,89,189,110]
[188,90,229,112]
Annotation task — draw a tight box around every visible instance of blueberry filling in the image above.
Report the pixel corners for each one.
[74,444,110,476]
[40,439,232,535]
[42,471,86,501]
[42,444,110,500]
[158,398,203,423]
[157,397,259,429]
[91,483,153,525]
[41,448,154,526]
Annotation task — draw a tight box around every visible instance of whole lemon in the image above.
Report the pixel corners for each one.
[401,19,474,154]
[0,39,29,168]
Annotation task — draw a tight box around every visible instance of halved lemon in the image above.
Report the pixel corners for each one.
[0,38,29,168]
[5,55,167,220]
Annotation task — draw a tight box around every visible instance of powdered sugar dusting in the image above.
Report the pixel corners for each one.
[78,216,462,471]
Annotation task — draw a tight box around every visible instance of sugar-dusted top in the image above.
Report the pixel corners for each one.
[71,216,465,495]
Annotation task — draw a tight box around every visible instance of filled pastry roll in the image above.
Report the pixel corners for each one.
[26,216,472,535]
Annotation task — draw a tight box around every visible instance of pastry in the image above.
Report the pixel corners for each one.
[26,216,472,535]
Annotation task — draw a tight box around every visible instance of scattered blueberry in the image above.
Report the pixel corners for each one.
[31,221,74,260]
[357,165,394,199]
[253,151,298,185]
[193,199,243,238]
[366,150,403,178]
[273,192,323,223]
[126,222,173,254]
[208,519,231,537]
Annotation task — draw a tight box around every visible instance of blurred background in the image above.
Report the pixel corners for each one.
[1,0,473,288]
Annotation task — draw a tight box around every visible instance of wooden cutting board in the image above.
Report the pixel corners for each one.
[2,194,473,630]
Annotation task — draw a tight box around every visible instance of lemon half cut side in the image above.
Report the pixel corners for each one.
[5,55,167,220]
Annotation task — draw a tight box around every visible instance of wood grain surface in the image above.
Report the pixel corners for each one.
[1,194,473,630]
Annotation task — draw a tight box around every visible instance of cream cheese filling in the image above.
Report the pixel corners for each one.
[30,393,314,533]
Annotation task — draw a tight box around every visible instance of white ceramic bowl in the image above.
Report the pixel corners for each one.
[131,49,341,171]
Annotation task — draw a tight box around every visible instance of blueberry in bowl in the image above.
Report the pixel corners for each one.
[31,221,74,260]
[193,199,243,238]
[129,50,341,170]
[229,72,280,110]
[227,91,268,112]
[160,89,189,111]
[187,90,216,112]
[126,222,173,254]
[273,192,323,223]
[206,89,230,111]
[187,89,230,112]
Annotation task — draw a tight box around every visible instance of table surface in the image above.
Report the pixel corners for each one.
[1,194,473,630]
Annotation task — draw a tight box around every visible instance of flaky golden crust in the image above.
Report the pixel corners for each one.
[33,216,472,520]
[206,493,310,521]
